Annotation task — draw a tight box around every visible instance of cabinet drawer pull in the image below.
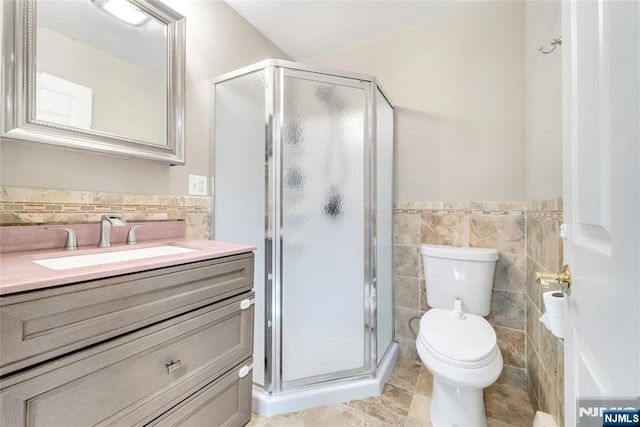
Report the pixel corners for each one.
[238,364,253,378]
[240,299,255,310]
[166,359,182,374]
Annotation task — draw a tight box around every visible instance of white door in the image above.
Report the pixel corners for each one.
[36,72,93,129]
[562,0,640,425]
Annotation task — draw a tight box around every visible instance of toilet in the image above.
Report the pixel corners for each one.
[416,244,503,427]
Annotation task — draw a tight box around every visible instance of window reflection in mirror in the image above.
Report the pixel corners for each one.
[35,0,168,147]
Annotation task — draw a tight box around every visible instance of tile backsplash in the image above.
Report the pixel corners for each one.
[0,186,212,239]
[394,201,527,390]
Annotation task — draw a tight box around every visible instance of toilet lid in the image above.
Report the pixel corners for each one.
[419,308,497,363]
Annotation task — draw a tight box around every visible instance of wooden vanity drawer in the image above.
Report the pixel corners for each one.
[0,252,253,376]
[148,357,253,427]
[0,291,254,427]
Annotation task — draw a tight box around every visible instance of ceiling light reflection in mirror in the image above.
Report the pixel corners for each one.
[91,0,151,27]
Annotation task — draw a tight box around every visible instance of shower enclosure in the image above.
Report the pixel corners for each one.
[213,60,396,416]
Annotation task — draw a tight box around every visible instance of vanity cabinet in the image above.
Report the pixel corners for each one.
[0,252,255,427]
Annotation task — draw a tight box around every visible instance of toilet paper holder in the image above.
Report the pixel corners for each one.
[536,264,572,295]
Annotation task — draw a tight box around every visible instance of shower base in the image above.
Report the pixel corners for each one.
[252,341,399,417]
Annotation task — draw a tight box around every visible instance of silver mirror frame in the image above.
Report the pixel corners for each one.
[1,0,186,165]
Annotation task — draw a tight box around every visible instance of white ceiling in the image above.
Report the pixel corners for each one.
[225,0,466,60]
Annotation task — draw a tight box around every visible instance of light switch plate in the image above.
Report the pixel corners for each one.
[188,175,208,196]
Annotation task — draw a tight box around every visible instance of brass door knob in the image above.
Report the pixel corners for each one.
[536,264,572,295]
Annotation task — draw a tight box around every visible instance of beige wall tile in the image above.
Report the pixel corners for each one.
[495,326,526,368]
[527,376,539,413]
[526,217,541,263]
[526,257,543,311]
[94,192,124,205]
[397,338,418,364]
[395,276,420,310]
[540,323,559,382]
[443,201,471,211]
[1,212,44,224]
[185,212,211,239]
[419,279,430,313]
[395,246,420,278]
[539,367,559,419]
[1,186,212,238]
[497,365,527,390]
[395,307,420,341]
[470,216,525,254]
[558,340,565,405]
[526,336,540,407]
[487,290,526,330]
[488,418,515,427]
[493,253,526,293]
[526,295,541,357]
[420,212,469,246]
[540,198,558,211]
[394,213,421,246]
[0,213,23,224]
[557,394,565,427]
[541,218,563,271]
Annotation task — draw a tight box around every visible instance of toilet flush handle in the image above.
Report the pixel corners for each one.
[450,298,466,319]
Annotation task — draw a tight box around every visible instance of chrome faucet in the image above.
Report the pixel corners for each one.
[97,215,127,248]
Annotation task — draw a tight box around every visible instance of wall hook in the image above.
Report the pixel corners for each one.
[538,37,562,54]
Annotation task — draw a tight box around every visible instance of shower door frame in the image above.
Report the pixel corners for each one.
[263,65,379,394]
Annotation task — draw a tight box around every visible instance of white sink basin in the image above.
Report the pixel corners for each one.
[33,245,197,270]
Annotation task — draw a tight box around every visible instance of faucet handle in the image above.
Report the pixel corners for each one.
[45,227,79,250]
[126,225,145,245]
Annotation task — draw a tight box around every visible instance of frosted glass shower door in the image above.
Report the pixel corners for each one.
[280,71,369,386]
[213,70,267,386]
[376,90,394,364]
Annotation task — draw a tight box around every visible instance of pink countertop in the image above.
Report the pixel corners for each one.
[0,239,256,296]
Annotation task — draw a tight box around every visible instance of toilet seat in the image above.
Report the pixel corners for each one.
[418,308,498,369]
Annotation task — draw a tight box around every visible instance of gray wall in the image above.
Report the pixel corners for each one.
[525,0,563,200]
[1,1,289,196]
[305,2,527,202]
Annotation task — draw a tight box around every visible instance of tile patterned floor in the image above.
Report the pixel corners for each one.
[248,358,535,427]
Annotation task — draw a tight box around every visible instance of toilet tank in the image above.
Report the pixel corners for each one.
[420,244,499,316]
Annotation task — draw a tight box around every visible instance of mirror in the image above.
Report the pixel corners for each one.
[1,0,185,164]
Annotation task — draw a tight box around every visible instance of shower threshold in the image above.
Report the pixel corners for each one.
[252,342,399,417]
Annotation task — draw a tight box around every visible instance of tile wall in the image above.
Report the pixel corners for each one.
[525,198,565,426]
[0,186,212,239]
[2,186,564,423]
[393,201,528,390]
